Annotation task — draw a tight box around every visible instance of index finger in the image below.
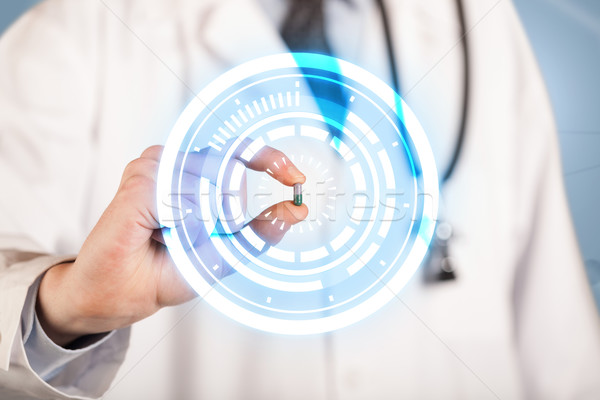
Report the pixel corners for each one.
[241,145,306,187]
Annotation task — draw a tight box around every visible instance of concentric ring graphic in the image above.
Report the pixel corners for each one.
[157,53,439,334]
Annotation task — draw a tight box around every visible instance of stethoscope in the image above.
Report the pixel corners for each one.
[376,0,470,283]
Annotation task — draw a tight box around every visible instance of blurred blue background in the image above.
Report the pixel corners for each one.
[1,0,599,309]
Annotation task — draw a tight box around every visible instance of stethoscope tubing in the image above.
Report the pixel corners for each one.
[375,0,470,184]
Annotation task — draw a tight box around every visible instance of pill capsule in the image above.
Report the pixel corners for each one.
[293,183,302,206]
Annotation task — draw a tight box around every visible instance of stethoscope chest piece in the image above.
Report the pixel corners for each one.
[423,221,457,283]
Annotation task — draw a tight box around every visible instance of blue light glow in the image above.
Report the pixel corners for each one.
[156,53,439,334]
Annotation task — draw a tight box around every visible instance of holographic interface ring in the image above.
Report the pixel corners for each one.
[157,53,439,334]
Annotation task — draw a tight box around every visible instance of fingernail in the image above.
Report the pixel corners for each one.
[287,165,305,183]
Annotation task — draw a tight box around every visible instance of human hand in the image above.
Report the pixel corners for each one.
[37,144,307,346]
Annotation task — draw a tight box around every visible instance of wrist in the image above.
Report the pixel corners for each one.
[36,262,91,346]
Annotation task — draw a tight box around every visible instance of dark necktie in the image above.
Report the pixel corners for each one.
[280,0,348,134]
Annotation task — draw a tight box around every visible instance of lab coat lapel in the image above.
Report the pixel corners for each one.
[384,0,464,176]
[198,0,323,119]
[199,0,288,68]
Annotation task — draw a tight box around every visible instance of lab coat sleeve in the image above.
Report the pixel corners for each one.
[23,276,117,383]
[0,251,130,400]
[507,5,600,398]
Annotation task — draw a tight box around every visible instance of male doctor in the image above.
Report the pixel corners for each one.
[0,0,599,399]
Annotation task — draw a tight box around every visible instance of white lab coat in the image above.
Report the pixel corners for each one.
[0,0,599,399]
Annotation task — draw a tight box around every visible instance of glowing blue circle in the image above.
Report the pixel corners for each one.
[157,53,439,334]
